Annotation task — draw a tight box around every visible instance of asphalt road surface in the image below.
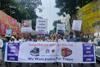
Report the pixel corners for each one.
[0,62,100,67]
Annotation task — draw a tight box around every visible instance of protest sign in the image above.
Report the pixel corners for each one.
[21,20,33,33]
[57,24,65,35]
[36,18,48,34]
[72,20,82,31]
[5,42,96,63]
[5,28,12,37]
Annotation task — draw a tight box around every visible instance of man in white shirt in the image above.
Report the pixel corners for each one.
[0,38,3,48]
[0,37,3,64]
[58,36,67,42]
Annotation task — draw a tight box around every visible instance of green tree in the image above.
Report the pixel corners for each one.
[54,0,93,32]
[55,0,92,16]
[0,0,42,30]
[50,20,61,34]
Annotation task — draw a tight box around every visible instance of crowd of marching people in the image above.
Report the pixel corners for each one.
[0,31,97,67]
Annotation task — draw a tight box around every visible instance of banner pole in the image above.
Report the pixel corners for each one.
[71,64,74,67]
[61,63,64,67]
[29,64,32,67]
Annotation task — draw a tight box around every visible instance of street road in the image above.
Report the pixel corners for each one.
[0,62,100,67]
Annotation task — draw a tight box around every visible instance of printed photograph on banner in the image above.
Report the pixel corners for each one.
[61,47,72,57]
[30,47,40,56]
[57,42,74,63]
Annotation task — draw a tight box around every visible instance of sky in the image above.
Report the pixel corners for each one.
[36,0,59,32]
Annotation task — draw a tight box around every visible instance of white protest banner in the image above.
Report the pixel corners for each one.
[57,24,65,35]
[5,42,96,63]
[21,20,33,33]
[36,18,48,34]
[72,20,82,31]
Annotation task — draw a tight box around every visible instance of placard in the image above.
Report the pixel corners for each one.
[36,18,48,34]
[21,20,33,33]
[57,24,65,35]
[72,20,82,31]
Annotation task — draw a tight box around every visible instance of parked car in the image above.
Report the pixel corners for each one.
[95,38,100,61]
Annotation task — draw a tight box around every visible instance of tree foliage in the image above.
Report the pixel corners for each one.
[0,0,41,21]
[50,20,61,34]
[55,0,93,16]
[0,0,42,29]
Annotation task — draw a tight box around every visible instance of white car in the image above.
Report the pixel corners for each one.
[96,46,100,61]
